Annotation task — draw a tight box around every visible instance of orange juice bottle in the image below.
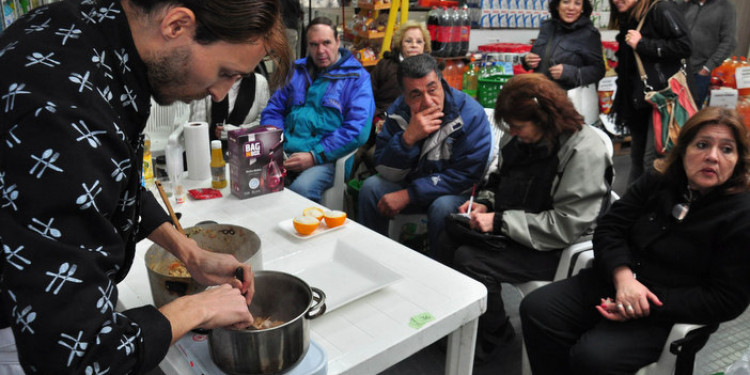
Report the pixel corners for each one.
[210,140,227,189]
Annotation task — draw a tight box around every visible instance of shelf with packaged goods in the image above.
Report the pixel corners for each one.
[357,1,392,10]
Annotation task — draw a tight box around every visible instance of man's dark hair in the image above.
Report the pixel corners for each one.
[397,54,442,89]
[128,0,290,88]
[305,16,338,39]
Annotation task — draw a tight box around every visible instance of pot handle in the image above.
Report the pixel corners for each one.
[306,287,327,319]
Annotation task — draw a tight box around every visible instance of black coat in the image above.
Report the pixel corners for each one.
[611,0,692,128]
[593,172,750,325]
[371,51,403,121]
[525,17,605,90]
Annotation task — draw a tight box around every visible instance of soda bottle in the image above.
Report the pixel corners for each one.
[462,61,479,98]
[455,59,466,90]
[210,140,227,189]
[449,7,461,57]
[459,5,471,56]
[427,7,442,56]
[444,60,456,88]
[436,7,452,57]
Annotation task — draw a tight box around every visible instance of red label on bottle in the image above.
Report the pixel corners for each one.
[437,26,451,42]
[427,25,438,41]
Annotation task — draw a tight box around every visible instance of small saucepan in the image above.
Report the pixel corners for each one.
[208,270,326,375]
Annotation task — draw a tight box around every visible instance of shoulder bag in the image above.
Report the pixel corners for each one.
[633,0,697,155]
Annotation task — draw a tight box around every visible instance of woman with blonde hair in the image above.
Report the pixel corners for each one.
[371,20,431,131]
[521,107,750,374]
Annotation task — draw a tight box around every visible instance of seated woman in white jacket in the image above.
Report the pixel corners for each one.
[189,72,270,141]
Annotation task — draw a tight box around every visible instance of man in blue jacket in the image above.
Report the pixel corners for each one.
[261,17,374,202]
[358,54,492,258]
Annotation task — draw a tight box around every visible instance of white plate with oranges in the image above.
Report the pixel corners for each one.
[278,207,349,239]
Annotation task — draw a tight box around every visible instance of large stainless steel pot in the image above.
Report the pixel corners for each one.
[145,222,262,307]
[208,271,326,375]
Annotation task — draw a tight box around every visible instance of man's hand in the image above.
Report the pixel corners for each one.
[402,106,443,147]
[699,67,710,76]
[159,284,254,344]
[377,189,411,218]
[549,64,564,80]
[148,223,255,304]
[215,125,225,139]
[283,152,315,172]
[525,52,541,69]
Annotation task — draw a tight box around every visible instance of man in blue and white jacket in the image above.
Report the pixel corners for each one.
[359,54,492,257]
[261,17,374,202]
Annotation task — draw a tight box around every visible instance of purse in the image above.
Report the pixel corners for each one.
[632,0,697,155]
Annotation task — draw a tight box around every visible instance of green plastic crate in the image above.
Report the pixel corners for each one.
[478,75,512,108]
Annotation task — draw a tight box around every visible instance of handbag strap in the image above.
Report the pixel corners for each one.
[632,0,662,92]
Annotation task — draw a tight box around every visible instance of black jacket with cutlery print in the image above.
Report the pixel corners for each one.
[0,0,173,373]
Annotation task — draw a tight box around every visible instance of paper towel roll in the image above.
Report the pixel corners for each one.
[184,122,211,180]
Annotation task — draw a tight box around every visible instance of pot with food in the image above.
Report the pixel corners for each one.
[145,222,262,307]
[208,270,326,375]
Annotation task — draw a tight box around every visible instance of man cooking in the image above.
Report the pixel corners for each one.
[0,0,289,372]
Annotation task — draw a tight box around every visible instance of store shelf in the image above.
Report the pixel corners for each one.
[357,2,392,10]
[358,30,386,39]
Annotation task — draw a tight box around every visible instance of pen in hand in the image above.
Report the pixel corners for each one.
[467,184,477,215]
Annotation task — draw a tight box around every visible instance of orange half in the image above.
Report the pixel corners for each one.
[293,216,320,235]
[302,207,324,222]
[323,210,347,228]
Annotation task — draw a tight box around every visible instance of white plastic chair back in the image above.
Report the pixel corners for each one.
[320,150,356,211]
[144,98,191,156]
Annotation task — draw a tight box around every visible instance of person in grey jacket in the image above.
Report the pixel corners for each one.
[436,74,613,363]
[522,0,605,91]
[678,0,737,108]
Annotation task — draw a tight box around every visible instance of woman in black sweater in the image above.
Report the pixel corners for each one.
[521,107,750,374]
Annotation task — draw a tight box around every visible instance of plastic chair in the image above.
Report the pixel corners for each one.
[320,150,356,211]
[518,239,595,375]
[635,323,718,375]
[144,99,191,157]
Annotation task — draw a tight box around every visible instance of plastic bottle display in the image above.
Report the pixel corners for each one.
[142,134,154,188]
[210,140,227,189]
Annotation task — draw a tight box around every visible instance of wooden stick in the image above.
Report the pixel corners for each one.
[154,180,185,235]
